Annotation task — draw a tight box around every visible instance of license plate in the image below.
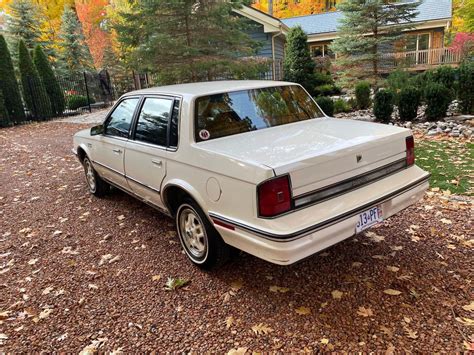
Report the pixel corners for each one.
[356,205,383,233]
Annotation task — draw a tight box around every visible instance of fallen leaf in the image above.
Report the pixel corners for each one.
[108,255,121,264]
[27,258,38,265]
[230,280,243,291]
[456,317,474,326]
[352,262,362,268]
[227,347,248,355]
[320,338,329,344]
[38,308,52,319]
[164,277,189,291]
[42,286,54,295]
[440,218,452,224]
[404,326,418,339]
[295,306,311,315]
[269,285,289,293]
[88,284,98,290]
[462,301,474,312]
[0,311,11,320]
[366,231,385,243]
[251,323,273,335]
[117,215,125,221]
[331,290,343,299]
[225,316,234,329]
[386,266,400,272]
[384,289,402,296]
[99,254,113,266]
[152,275,161,281]
[357,306,374,317]
[52,230,62,237]
[380,325,393,336]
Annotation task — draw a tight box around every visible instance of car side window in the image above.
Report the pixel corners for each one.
[105,98,140,138]
[169,100,180,148]
[135,98,173,147]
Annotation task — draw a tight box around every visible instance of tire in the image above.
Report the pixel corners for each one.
[83,156,110,197]
[176,198,231,269]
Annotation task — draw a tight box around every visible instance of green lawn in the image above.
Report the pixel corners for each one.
[415,139,473,195]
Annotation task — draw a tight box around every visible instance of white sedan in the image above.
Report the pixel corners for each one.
[73,80,430,268]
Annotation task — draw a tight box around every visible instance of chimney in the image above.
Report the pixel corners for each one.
[268,0,273,16]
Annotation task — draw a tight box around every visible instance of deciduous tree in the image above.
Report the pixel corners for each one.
[331,0,419,88]
[0,34,25,122]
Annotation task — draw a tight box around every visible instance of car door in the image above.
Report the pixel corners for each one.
[92,97,140,190]
[125,96,180,208]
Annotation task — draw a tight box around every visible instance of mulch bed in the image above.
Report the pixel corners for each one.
[0,122,472,352]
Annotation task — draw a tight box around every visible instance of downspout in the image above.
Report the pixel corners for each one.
[271,26,283,80]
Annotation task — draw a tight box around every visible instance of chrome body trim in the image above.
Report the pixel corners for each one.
[210,173,430,242]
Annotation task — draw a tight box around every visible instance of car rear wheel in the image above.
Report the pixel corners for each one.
[83,157,109,197]
[176,199,231,269]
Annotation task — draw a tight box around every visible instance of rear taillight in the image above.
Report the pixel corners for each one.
[406,136,415,166]
[257,175,292,217]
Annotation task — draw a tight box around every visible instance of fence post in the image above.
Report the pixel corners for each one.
[27,76,38,120]
[83,71,92,113]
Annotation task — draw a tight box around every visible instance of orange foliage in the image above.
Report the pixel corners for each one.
[252,0,338,18]
[75,0,111,68]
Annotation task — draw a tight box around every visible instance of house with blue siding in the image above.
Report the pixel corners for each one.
[238,0,457,77]
[234,6,289,79]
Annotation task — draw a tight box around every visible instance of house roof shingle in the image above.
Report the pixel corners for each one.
[280,0,452,35]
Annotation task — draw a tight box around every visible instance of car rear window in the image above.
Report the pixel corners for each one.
[195,85,324,142]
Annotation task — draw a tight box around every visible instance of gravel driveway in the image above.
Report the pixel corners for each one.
[1,121,472,352]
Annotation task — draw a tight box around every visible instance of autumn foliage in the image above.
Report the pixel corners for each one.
[251,0,339,18]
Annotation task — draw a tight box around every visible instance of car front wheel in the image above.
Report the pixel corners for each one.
[176,199,231,269]
[83,157,109,197]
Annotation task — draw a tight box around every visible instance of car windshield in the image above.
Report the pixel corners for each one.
[195,85,324,142]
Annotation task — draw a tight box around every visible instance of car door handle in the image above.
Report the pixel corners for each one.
[151,159,162,167]
[112,149,122,154]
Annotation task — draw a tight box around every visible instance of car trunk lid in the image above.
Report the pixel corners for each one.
[195,118,411,196]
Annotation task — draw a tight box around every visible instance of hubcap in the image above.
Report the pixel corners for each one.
[85,160,96,192]
[178,208,207,259]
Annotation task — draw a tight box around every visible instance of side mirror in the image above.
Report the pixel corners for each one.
[90,124,104,136]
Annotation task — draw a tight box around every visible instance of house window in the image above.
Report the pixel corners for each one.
[405,33,430,52]
[310,44,335,58]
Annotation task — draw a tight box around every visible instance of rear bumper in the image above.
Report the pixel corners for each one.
[211,173,429,265]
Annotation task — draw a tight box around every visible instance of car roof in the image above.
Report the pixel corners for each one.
[123,80,297,98]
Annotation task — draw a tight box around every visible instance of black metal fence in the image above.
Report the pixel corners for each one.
[8,60,283,122]
[18,70,115,121]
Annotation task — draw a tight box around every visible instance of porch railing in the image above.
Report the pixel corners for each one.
[380,47,462,70]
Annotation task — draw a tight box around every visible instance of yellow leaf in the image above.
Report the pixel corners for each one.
[331,290,343,299]
[251,323,273,335]
[383,289,402,296]
[404,326,418,339]
[456,317,474,326]
[230,280,243,292]
[39,308,52,320]
[225,316,234,329]
[152,275,161,281]
[295,306,311,315]
[320,338,329,344]
[462,301,474,312]
[386,266,400,272]
[357,306,374,317]
[269,285,289,293]
[352,262,362,268]
[227,347,248,355]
